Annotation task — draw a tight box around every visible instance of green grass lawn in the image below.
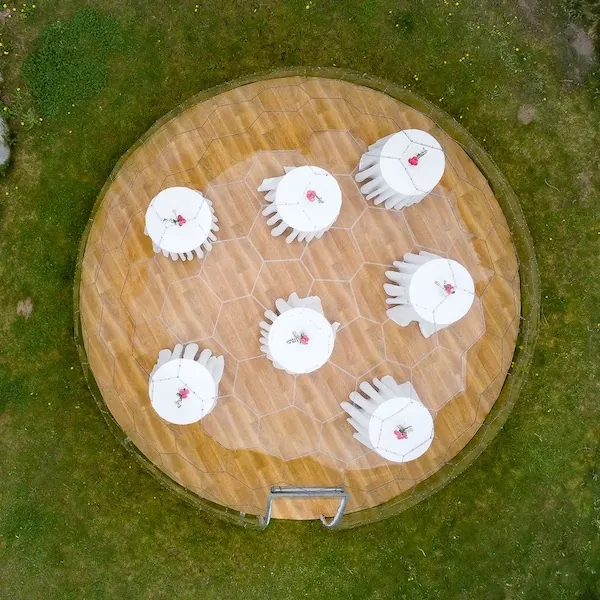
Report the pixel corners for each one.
[1,1,599,598]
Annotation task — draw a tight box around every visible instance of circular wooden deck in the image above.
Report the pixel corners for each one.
[79,77,520,520]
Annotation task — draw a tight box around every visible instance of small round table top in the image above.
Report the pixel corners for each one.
[149,358,217,425]
[267,307,336,374]
[145,186,212,253]
[409,258,475,326]
[275,166,342,232]
[368,396,435,463]
[379,129,445,195]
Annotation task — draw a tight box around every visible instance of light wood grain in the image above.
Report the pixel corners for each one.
[80,77,520,520]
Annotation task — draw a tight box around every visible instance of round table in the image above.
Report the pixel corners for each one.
[267,307,336,374]
[145,186,212,254]
[379,130,445,196]
[149,358,217,425]
[275,166,342,233]
[409,258,475,326]
[368,396,434,462]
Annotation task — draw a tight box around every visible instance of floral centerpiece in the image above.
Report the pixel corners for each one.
[164,210,187,226]
[306,189,324,204]
[435,280,456,296]
[394,424,412,440]
[175,387,189,408]
[286,331,310,345]
[408,148,428,166]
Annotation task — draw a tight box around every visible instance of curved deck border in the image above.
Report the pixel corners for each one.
[73,68,540,530]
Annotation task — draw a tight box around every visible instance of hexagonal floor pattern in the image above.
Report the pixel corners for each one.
[79,77,520,520]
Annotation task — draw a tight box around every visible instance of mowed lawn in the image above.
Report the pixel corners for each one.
[1,1,599,598]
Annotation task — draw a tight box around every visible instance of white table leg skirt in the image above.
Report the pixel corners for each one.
[258,168,335,243]
[259,292,340,374]
[341,376,421,450]
[384,251,445,338]
[144,198,219,261]
[355,135,427,211]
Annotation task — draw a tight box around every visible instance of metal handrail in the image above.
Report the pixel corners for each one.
[259,486,348,529]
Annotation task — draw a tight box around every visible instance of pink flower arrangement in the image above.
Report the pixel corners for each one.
[443,282,456,295]
[175,387,189,408]
[287,331,310,345]
[394,424,412,440]
[436,280,456,296]
[407,148,428,167]
[306,189,324,204]
[164,211,187,226]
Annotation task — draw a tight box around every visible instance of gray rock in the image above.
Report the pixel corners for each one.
[517,105,537,125]
[0,115,10,168]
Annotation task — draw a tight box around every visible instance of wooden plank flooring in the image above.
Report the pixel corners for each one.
[79,77,520,520]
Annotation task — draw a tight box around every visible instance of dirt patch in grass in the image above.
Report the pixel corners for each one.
[518,104,537,124]
[16,297,33,318]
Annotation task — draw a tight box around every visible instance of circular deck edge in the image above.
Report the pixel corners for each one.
[73,68,540,530]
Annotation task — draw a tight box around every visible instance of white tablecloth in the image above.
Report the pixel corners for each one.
[409,258,475,326]
[368,396,434,462]
[379,130,445,196]
[267,307,335,374]
[145,187,212,253]
[275,166,342,233]
[149,358,216,425]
